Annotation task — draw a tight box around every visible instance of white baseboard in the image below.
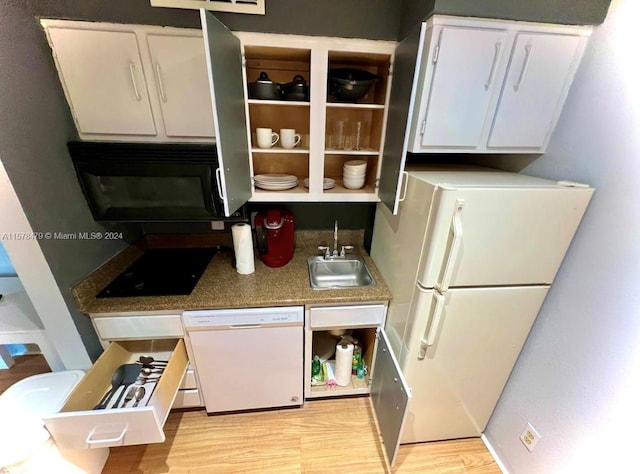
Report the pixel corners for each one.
[482,433,510,474]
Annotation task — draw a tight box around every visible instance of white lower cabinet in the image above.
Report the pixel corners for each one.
[305,302,410,466]
[42,339,188,449]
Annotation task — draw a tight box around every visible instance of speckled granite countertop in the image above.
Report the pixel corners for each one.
[73,231,391,315]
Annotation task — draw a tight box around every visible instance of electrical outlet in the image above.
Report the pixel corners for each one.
[520,422,541,452]
[210,221,225,231]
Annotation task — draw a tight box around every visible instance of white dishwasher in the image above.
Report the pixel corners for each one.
[183,306,304,413]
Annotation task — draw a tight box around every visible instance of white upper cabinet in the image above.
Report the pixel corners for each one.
[407,16,591,154]
[46,27,157,137]
[42,20,215,142]
[421,27,508,149]
[487,32,583,149]
[146,34,215,139]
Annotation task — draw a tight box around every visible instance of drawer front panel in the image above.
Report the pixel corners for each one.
[310,305,386,329]
[173,389,202,408]
[93,315,184,340]
[43,339,188,450]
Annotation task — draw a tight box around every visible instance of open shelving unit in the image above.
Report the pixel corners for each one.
[238,33,395,203]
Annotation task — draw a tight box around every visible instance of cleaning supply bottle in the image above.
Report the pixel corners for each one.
[352,339,361,375]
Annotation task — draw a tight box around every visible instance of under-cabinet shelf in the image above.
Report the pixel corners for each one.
[251,147,309,154]
[326,103,385,110]
[248,99,310,107]
[324,148,379,156]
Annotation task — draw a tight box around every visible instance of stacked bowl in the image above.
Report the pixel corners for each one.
[343,160,367,189]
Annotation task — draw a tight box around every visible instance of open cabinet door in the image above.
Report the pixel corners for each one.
[378,23,426,215]
[371,327,412,467]
[201,10,251,216]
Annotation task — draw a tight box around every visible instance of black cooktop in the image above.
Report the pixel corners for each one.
[97,248,218,298]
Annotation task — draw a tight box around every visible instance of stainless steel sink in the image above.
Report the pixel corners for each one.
[307,255,376,290]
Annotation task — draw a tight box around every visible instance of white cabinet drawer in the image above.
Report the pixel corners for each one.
[93,314,184,340]
[173,389,202,408]
[43,339,188,450]
[179,368,198,390]
[309,305,386,329]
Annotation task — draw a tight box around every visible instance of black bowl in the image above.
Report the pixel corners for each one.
[328,68,380,102]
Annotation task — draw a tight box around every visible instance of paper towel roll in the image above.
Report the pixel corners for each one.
[232,223,255,275]
[335,343,354,387]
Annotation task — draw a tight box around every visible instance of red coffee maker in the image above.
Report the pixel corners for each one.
[254,209,295,268]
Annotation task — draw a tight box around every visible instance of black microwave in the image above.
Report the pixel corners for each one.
[69,142,246,222]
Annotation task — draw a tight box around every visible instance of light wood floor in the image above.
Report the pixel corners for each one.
[104,397,500,473]
[1,356,500,473]
[0,353,50,394]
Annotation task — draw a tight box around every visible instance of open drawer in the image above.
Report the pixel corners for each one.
[43,339,188,450]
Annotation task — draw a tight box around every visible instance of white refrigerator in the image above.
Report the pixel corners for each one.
[371,165,593,444]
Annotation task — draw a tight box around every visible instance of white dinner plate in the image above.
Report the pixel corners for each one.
[254,174,298,184]
[303,178,335,190]
[255,180,298,191]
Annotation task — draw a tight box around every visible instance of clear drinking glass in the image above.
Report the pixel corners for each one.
[332,120,346,150]
[352,121,370,151]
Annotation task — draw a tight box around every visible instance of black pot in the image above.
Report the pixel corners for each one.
[281,75,309,101]
[248,71,281,100]
[328,68,380,102]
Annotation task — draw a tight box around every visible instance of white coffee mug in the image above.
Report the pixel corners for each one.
[280,129,302,149]
[256,128,279,148]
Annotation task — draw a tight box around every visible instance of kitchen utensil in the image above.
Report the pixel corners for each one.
[138,356,168,366]
[248,71,281,100]
[132,386,146,408]
[280,129,301,149]
[110,364,142,409]
[122,385,137,408]
[140,367,163,376]
[256,128,279,148]
[328,68,380,102]
[281,74,309,101]
[94,364,126,410]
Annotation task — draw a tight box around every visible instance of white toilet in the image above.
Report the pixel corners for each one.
[0,371,109,473]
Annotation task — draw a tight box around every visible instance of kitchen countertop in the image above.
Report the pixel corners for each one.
[73,231,391,315]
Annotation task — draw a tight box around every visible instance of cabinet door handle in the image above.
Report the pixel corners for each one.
[215,167,225,201]
[485,42,502,91]
[513,44,533,92]
[419,291,445,359]
[128,62,142,101]
[398,171,409,202]
[155,63,167,102]
[437,199,464,292]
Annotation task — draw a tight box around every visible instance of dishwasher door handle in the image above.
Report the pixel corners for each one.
[229,324,262,329]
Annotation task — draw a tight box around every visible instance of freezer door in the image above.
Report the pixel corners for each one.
[401,285,549,443]
[417,186,593,289]
[370,327,412,467]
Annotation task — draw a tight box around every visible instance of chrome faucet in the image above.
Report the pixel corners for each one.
[318,220,353,259]
[333,220,339,256]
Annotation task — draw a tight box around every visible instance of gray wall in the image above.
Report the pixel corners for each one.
[399,0,611,39]
[485,0,640,471]
[0,3,142,360]
[27,0,402,40]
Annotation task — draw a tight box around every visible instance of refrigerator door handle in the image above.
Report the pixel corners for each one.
[419,291,446,359]
[437,199,464,292]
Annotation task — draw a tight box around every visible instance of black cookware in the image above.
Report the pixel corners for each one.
[281,74,309,101]
[248,71,281,100]
[328,68,380,102]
